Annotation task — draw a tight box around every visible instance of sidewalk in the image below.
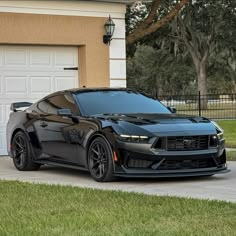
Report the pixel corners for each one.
[227,148,236,151]
[0,156,235,202]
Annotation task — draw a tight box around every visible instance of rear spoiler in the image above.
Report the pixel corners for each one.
[10,102,33,112]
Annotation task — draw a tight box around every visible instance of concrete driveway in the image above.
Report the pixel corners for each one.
[0,156,235,202]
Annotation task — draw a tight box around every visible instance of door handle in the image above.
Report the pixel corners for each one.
[40,122,48,128]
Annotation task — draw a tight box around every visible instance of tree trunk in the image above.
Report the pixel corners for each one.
[197,62,208,110]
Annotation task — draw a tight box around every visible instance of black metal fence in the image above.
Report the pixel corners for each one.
[142,91,236,120]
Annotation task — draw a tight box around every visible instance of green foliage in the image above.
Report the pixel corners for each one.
[127,45,196,95]
[126,0,236,94]
[126,3,148,57]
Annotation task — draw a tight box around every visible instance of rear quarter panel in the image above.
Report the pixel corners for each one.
[6,111,29,156]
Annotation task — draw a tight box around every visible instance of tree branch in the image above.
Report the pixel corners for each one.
[126,0,189,45]
[139,0,162,30]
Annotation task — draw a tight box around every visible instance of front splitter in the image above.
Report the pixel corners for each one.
[115,166,230,178]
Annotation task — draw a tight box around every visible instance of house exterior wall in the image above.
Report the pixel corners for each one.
[0,1,126,87]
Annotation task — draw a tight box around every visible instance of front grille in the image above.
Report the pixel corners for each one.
[166,136,209,151]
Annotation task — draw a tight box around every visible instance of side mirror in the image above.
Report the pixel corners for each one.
[57,109,72,117]
[168,106,177,114]
[57,109,80,124]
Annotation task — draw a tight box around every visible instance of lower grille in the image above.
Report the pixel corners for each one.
[121,150,226,171]
[122,151,155,168]
[127,158,153,168]
[158,158,215,170]
[167,136,209,151]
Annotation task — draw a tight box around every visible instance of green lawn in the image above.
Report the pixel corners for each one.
[227,151,236,161]
[217,120,236,148]
[0,181,236,236]
[175,102,236,119]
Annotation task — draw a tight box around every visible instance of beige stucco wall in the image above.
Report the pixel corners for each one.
[0,12,110,87]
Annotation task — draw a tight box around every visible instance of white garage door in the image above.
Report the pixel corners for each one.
[0,45,79,155]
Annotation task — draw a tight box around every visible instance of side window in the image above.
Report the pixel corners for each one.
[37,100,50,114]
[38,94,78,115]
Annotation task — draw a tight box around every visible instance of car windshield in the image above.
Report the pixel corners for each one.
[75,90,171,116]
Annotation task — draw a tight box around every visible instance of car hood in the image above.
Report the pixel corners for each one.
[95,113,217,136]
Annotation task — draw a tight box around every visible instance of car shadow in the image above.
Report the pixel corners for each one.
[39,165,91,178]
[38,165,228,184]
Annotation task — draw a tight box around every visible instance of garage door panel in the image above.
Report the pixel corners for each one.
[5,48,27,66]
[0,49,3,66]
[30,76,52,93]
[0,127,6,156]
[0,76,2,94]
[30,50,52,67]
[55,76,77,91]
[55,49,77,67]
[0,103,9,124]
[0,105,3,123]
[0,45,79,155]
[5,76,28,94]
[1,67,64,72]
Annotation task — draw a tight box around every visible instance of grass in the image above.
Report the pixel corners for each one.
[0,181,236,236]
[174,102,236,119]
[227,151,236,161]
[218,120,236,148]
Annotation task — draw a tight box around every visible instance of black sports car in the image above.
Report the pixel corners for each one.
[7,88,229,182]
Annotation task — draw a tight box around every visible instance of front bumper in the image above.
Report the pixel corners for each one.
[113,139,230,178]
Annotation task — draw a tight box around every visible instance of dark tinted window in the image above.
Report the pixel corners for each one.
[75,91,170,116]
[38,94,78,115]
[37,100,50,114]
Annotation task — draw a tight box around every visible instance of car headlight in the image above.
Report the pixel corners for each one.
[211,121,224,140]
[217,132,224,140]
[117,134,151,143]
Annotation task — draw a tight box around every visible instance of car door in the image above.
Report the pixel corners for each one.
[34,93,84,165]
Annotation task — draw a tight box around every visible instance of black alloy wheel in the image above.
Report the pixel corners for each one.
[88,137,115,182]
[12,131,40,171]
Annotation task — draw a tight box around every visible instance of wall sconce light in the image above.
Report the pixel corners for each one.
[103,15,115,45]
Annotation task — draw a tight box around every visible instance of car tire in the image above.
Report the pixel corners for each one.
[88,137,115,182]
[12,131,40,171]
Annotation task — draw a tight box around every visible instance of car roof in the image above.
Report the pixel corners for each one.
[70,87,133,92]
[35,88,143,103]
[51,87,136,95]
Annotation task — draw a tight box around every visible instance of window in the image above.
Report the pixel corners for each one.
[75,90,170,116]
[38,94,78,115]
